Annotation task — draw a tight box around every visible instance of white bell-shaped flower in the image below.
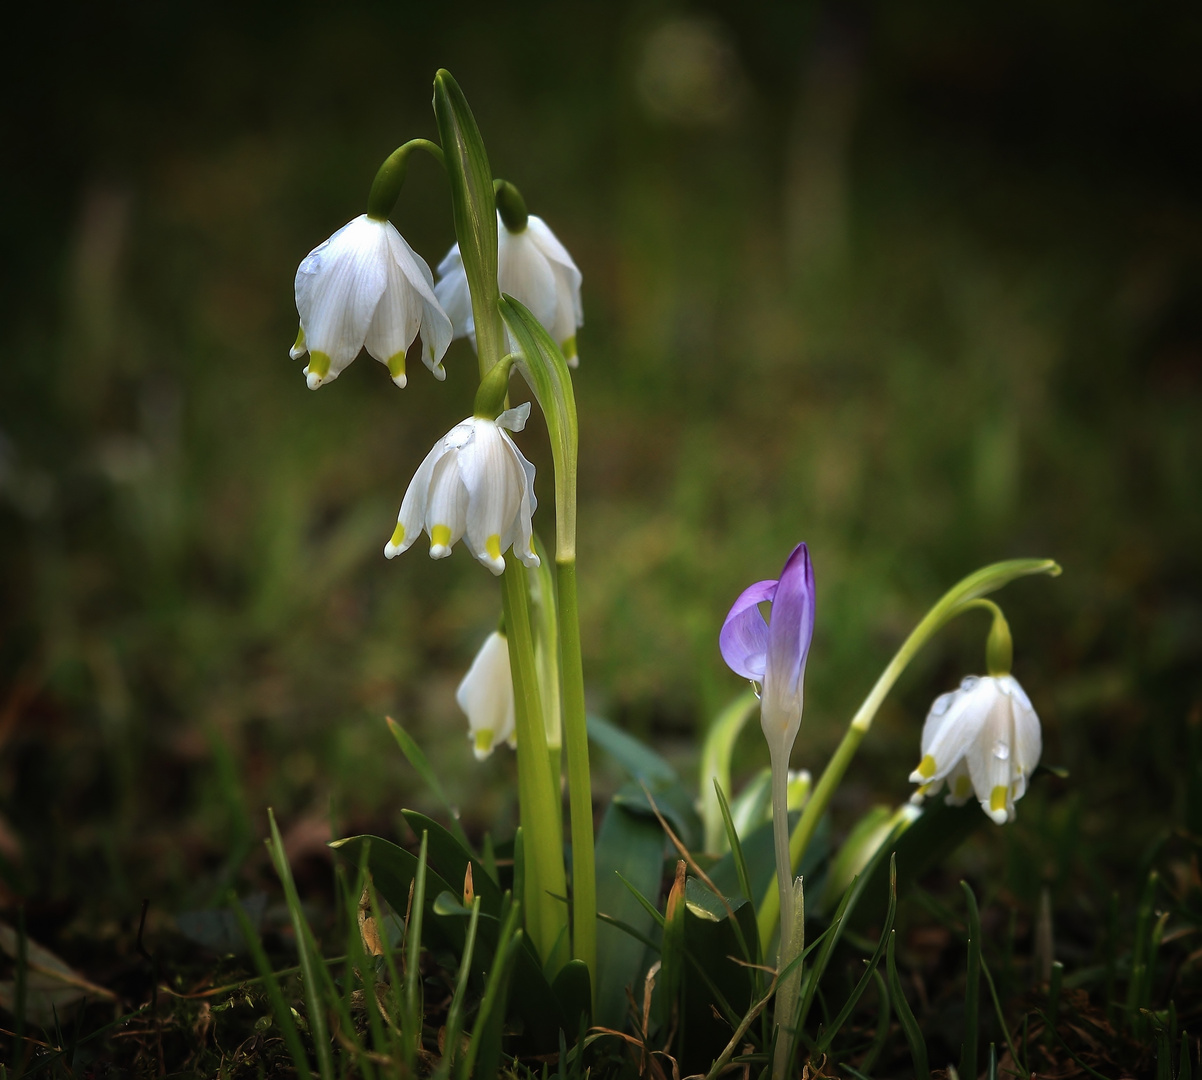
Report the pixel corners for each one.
[291,214,453,390]
[456,631,517,759]
[384,403,539,576]
[909,674,1042,824]
[435,213,583,366]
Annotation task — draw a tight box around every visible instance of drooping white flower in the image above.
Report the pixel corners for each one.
[383,403,539,576]
[909,674,1042,824]
[291,214,453,390]
[456,631,517,759]
[435,213,583,366]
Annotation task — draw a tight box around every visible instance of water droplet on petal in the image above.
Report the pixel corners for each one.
[992,740,1010,761]
[960,675,980,693]
[931,691,956,717]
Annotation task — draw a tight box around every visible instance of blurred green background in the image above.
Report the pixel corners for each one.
[2,0,1200,924]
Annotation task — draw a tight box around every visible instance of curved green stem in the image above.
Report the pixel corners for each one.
[366,139,445,221]
[756,558,1061,949]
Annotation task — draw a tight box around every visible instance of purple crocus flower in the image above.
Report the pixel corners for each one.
[720,542,816,758]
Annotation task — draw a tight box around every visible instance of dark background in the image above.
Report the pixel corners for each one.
[2,0,1199,931]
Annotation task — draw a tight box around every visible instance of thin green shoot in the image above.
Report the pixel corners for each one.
[886,929,929,1080]
[961,880,983,1080]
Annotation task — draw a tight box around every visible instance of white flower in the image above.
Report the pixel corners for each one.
[383,403,539,576]
[291,214,453,390]
[456,631,517,759]
[435,213,583,366]
[909,674,1042,824]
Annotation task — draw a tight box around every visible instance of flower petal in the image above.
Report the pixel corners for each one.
[719,578,777,681]
[910,676,992,784]
[363,228,424,382]
[764,542,816,705]
[459,421,525,575]
[424,445,469,558]
[295,216,389,382]
[386,439,450,559]
[456,631,516,760]
[498,226,559,331]
[435,244,476,341]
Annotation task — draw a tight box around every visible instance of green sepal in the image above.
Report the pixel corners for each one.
[432,69,504,374]
[499,295,579,559]
[494,178,529,232]
[472,352,515,419]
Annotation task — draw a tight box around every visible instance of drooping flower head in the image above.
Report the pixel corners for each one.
[435,212,584,366]
[384,403,539,576]
[456,631,517,760]
[909,674,1042,824]
[719,543,816,757]
[291,214,452,389]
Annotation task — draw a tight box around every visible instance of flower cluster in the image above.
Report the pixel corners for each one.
[291,212,581,388]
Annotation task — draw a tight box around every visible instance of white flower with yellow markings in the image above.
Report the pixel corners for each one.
[291,214,452,390]
[909,674,1042,824]
[384,403,539,576]
[456,631,517,759]
[435,212,583,366]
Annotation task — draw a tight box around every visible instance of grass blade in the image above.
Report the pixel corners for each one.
[859,967,891,1077]
[433,896,482,1080]
[814,855,898,1055]
[232,892,313,1080]
[961,880,982,1080]
[886,929,929,1080]
[403,831,429,1069]
[267,809,332,1080]
[715,778,756,909]
[459,898,523,1080]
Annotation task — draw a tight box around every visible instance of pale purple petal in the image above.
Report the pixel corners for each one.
[764,543,816,705]
[719,579,778,681]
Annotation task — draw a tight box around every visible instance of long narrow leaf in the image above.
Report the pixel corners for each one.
[814,855,898,1055]
[961,880,983,1080]
[232,896,313,1080]
[715,779,755,909]
[887,929,929,1080]
[267,810,332,1080]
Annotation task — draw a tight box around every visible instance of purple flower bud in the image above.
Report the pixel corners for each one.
[720,543,816,753]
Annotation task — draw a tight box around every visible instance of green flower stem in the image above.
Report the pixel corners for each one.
[501,561,569,969]
[756,558,1061,949]
[365,139,445,222]
[557,557,597,989]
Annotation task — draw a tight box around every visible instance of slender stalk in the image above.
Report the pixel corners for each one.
[366,139,446,221]
[758,724,864,948]
[502,561,569,969]
[558,558,597,989]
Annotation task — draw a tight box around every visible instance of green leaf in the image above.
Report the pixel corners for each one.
[552,959,593,1036]
[698,691,758,853]
[500,295,579,558]
[385,718,475,855]
[587,713,677,785]
[401,809,503,915]
[330,835,462,950]
[678,889,759,1075]
[589,714,703,848]
[714,780,755,908]
[432,69,502,371]
[887,929,930,1080]
[594,801,666,1029]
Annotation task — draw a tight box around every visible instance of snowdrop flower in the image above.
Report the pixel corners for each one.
[457,631,517,759]
[384,403,539,576]
[909,674,1042,824]
[291,214,452,390]
[435,212,583,366]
